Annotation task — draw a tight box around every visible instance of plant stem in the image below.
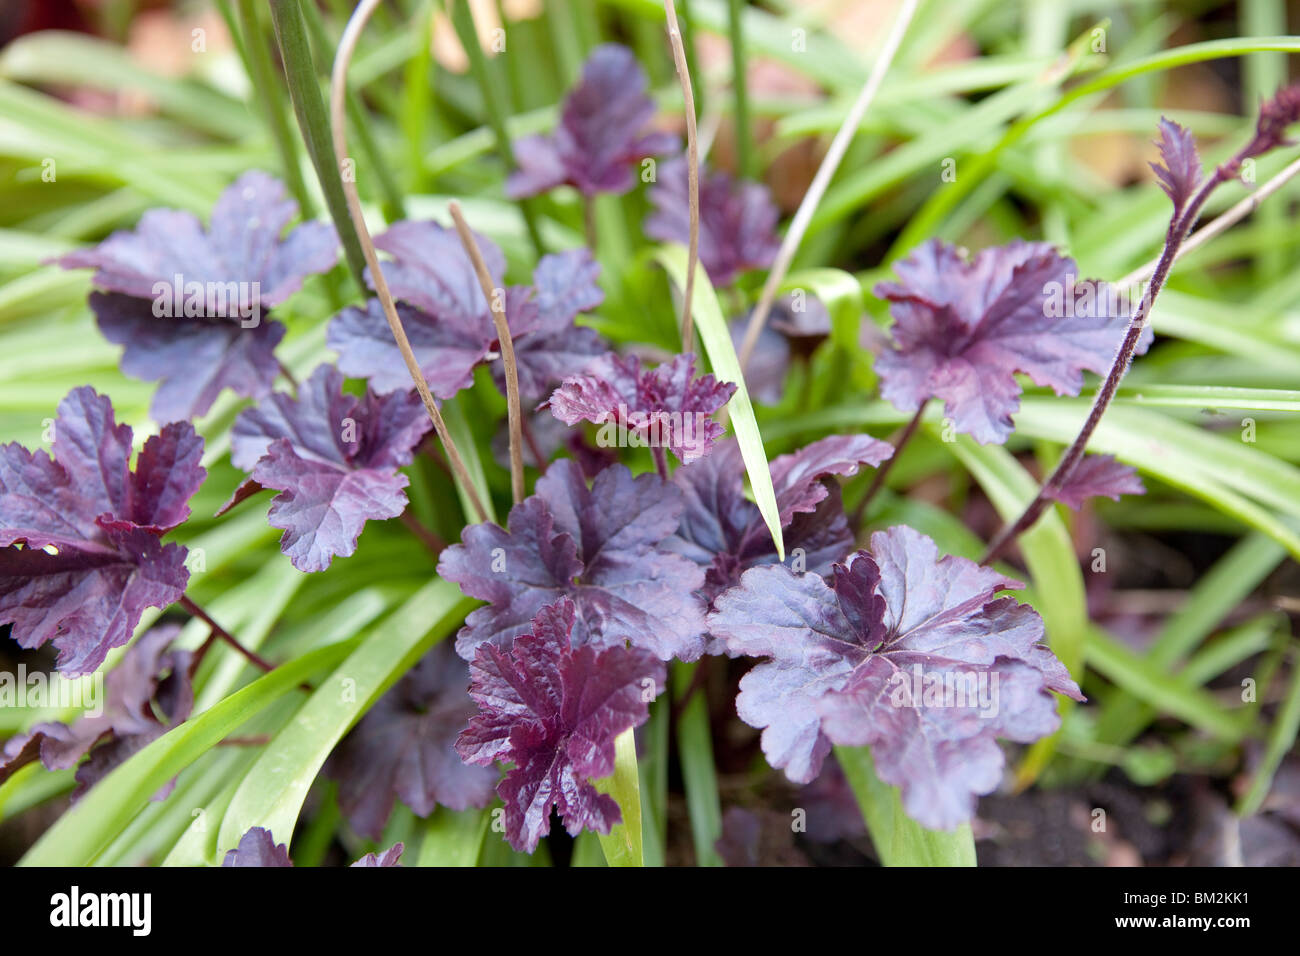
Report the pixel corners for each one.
[677,0,704,119]
[1114,153,1300,292]
[330,0,490,524]
[449,201,526,505]
[582,194,597,250]
[663,0,700,351]
[725,0,753,179]
[520,414,548,474]
[275,358,298,389]
[448,0,546,257]
[849,400,926,530]
[651,444,670,480]
[399,509,447,554]
[236,0,315,217]
[178,595,276,673]
[736,0,918,371]
[268,0,368,290]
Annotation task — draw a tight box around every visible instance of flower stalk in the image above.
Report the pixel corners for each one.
[983,90,1300,564]
[329,0,490,523]
[448,201,526,505]
[663,0,701,350]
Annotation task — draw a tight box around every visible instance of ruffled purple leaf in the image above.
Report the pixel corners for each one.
[505,44,676,199]
[326,643,497,840]
[731,319,790,405]
[437,459,707,662]
[223,827,293,867]
[708,525,1082,829]
[1149,118,1202,219]
[875,239,1149,445]
[0,388,202,674]
[547,352,736,463]
[666,435,892,610]
[645,156,780,285]
[230,365,431,572]
[1047,453,1145,510]
[328,298,490,399]
[456,598,665,852]
[58,172,338,421]
[329,226,605,401]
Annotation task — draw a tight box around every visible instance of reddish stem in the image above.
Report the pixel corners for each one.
[849,401,927,531]
[178,595,276,673]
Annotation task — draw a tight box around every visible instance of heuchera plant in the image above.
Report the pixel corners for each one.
[456,598,664,852]
[0,625,191,797]
[645,156,781,285]
[0,387,204,674]
[6,11,1299,869]
[437,460,707,661]
[874,239,1149,445]
[56,172,338,422]
[226,364,432,572]
[329,222,606,400]
[505,43,676,199]
[708,525,1082,829]
[326,642,496,839]
[546,352,736,465]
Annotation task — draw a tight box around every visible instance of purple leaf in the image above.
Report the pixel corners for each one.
[730,319,790,405]
[1149,118,1202,219]
[645,156,780,285]
[223,827,292,867]
[456,598,665,852]
[547,352,736,463]
[58,172,338,421]
[505,44,676,199]
[230,365,431,572]
[708,525,1082,828]
[328,298,490,399]
[437,460,707,662]
[351,843,404,867]
[770,433,894,525]
[875,239,1149,445]
[1,624,196,795]
[666,436,892,610]
[0,388,202,674]
[327,643,497,840]
[329,228,605,401]
[502,250,607,400]
[1048,454,1145,510]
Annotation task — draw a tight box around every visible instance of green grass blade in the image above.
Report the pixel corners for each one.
[836,745,976,867]
[673,662,723,866]
[217,580,473,851]
[593,727,644,866]
[658,244,784,558]
[19,639,358,866]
